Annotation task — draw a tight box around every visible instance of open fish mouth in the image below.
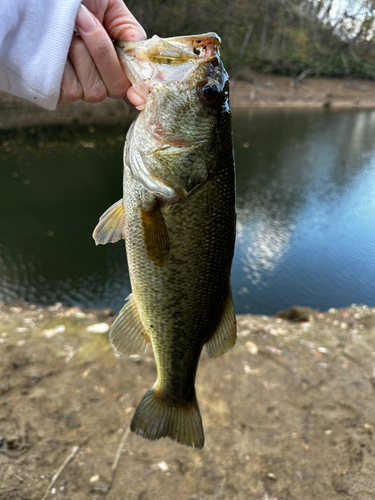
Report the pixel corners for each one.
[114,33,222,99]
[115,32,221,61]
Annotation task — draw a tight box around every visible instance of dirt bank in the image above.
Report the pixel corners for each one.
[230,72,375,109]
[1,72,375,130]
[1,302,375,500]
[0,94,136,130]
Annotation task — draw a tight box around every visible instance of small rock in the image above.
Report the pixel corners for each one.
[15,327,28,333]
[48,303,63,312]
[364,423,374,434]
[63,307,86,318]
[246,341,258,355]
[86,323,110,334]
[276,306,313,322]
[43,325,66,338]
[10,307,22,314]
[265,345,282,355]
[23,318,35,325]
[89,474,100,483]
[90,480,110,493]
[158,461,169,472]
[267,472,277,481]
[128,354,140,361]
[82,368,91,378]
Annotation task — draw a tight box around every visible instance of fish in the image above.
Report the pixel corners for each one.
[93,32,236,449]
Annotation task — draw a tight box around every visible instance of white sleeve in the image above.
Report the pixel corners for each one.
[0,0,82,110]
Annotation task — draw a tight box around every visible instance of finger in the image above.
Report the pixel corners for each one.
[58,59,83,105]
[84,0,147,42]
[126,86,146,109]
[75,4,130,99]
[69,36,108,103]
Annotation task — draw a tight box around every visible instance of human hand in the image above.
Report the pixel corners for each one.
[58,0,146,108]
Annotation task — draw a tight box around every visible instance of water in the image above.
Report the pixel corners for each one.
[0,109,375,315]
[233,108,375,314]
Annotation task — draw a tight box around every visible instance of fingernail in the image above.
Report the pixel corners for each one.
[76,4,97,33]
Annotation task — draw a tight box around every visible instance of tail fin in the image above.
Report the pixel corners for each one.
[130,386,204,449]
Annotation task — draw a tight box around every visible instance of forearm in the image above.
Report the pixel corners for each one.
[0,0,81,110]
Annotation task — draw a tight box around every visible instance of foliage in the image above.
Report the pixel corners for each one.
[124,0,375,80]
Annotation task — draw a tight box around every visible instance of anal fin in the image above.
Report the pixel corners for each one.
[205,289,237,358]
[93,199,125,245]
[110,294,150,358]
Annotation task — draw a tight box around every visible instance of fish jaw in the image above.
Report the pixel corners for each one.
[115,33,221,99]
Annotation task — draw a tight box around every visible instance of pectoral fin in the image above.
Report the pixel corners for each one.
[205,290,237,358]
[141,200,170,268]
[93,200,125,245]
[110,294,150,358]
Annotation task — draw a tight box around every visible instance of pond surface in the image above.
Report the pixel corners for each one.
[234,108,375,314]
[1,108,375,315]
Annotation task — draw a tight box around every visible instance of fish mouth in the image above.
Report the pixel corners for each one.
[115,33,222,99]
[115,32,221,61]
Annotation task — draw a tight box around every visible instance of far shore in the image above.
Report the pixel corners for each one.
[1,72,375,130]
[230,71,375,109]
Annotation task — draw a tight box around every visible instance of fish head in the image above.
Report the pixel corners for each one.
[115,33,229,143]
[115,33,231,200]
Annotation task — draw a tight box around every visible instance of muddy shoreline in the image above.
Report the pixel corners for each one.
[1,301,375,499]
[1,72,375,130]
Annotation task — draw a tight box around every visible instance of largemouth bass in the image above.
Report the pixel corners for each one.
[93,33,236,449]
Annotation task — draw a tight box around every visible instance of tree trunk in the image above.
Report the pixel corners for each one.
[239,22,256,59]
[259,8,270,56]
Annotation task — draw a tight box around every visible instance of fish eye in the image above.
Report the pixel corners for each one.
[198,81,220,103]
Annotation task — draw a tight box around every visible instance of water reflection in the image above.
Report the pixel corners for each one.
[233,109,375,314]
[1,110,375,315]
